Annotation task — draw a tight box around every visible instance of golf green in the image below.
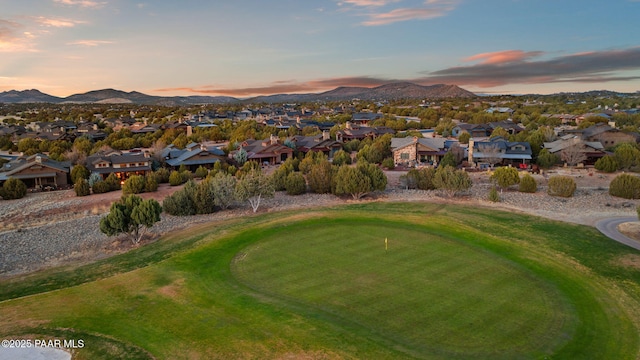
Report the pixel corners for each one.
[231,217,574,359]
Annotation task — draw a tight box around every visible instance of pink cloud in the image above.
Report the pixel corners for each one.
[341,0,400,7]
[35,16,86,28]
[465,50,544,65]
[67,40,114,46]
[53,0,107,8]
[361,0,458,26]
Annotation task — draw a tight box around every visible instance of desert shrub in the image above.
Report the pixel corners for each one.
[536,149,558,169]
[285,172,306,195]
[105,173,121,191]
[144,173,158,192]
[195,166,209,179]
[74,178,90,196]
[162,189,196,216]
[609,173,640,199]
[70,164,90,184]
[614,143,640,171]
[490,166,520,190]
[439,152,457,168]
[332,149,351,166]
[123,175,145,194]
[547,176,576,197]
[154,168,171,183]
[0,178,27,200]
[488,186,500,202]
[401,168,436,190]
[169,170,183,186]
[88,172,102,187]
[594,155,618,173]
[382,157,395,170]
[91,180,111,194]
[307,160,333,194]
[518,173,537,193]
[432,166,471,198]
[181,170,193,183]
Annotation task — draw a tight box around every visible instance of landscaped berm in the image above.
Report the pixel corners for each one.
[1,202,640,359]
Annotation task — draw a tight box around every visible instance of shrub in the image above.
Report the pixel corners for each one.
[74,178,90,197]
[332,149,351,166]
[536,149,558,169]
[614,143,640,171]
[439,152,457,168]
[488,186,500,202]
[169,170,183,186]
[91,180,112,194]
[490,166,520,190]
[547,176,576,197]
[105,173,121,191]
[307,160,333,194]
[285,172,306,195]
[382,157,395,170]
[180,170,193,183]
[162,188,196,216]
[88,172,102,187]
[432,166,472,198]
[0,178,27,200]
[123,175,146,194]
[70,165,90,184]
[518,173,537,193]
[144,173,158,192]
[155,168,170,183]
[594,155,618,173]
[609,174,640,199]
[195,166,209,179]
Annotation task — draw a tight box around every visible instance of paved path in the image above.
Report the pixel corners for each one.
[595,217,640,251]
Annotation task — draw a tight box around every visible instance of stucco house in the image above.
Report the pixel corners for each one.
[391,137,448,166]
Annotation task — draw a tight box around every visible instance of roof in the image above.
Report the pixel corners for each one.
[0,154,70,176]
[543,137,604,153]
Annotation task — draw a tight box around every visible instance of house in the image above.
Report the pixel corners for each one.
[234,136,294,165]
[0,153,70,189]
[391,137,448,166]
[351,112,383,126]
[86,151,152,181]
[336,122,395,142]
[287,131,342,158]
[468,137,532,166]
[163,142,227,171]
[560,123,638,148]
[543,136,606,165]
[452,123,492,138]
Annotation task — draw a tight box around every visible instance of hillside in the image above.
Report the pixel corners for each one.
[0,82,476,104]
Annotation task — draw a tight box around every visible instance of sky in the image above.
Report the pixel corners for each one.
[1,0,640,98]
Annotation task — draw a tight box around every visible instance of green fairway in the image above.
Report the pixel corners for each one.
[1,202,639,359]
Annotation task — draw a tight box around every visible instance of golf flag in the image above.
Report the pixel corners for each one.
[385,237,388,251]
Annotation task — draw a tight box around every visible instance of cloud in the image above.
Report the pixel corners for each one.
[421,47,640,87]
[155,77,399,96]
[341,0,401,7]
[0,19,36,52]
[67,40,114,46]
[53,0,107,8]
[35,16,87,28]
[341,0,458,26]
[464,50,544,65]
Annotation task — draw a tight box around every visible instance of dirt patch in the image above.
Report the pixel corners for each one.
[157,278,185,300]
[618,222,640,242]
[614,254,640,270]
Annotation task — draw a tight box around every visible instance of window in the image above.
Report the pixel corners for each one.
[401,153,410,160]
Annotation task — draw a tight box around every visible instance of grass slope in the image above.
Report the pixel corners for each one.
[0,202,639,359]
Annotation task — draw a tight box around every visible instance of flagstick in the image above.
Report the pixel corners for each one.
[385,237,388,251]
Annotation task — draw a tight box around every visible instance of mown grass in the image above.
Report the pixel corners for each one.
[0,202,639,359]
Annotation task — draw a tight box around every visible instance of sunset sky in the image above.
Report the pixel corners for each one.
[1,0,640,97]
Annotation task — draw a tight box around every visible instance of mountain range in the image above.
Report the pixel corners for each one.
[0,83,476,105]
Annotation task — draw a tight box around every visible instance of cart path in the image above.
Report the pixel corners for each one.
[595,217,640,251]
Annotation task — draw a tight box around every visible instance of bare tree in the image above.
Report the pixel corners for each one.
[479,144,502,167]
[560,144,587,166]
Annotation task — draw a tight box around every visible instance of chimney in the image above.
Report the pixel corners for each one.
[346,121,353,130]
[187,125,193,137]
[270,134,278,145]
[468,138,474,165]
[322,130,330,141]
[200,144,207,151]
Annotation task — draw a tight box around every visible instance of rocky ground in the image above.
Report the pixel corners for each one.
[1,169,638,278]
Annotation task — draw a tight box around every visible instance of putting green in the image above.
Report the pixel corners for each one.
[232,217,574,359]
